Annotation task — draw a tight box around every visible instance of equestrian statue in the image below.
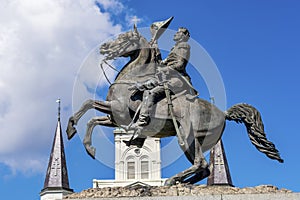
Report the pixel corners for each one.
[66,17,283,186]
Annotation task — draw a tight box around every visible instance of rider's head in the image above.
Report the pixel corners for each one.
[174,27,190,42]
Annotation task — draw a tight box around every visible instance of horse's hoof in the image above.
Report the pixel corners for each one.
[202,168,211,179]
[66,125,77,140]
[86,146,96,159]
[66,117,77,140]
[164,178,179,186]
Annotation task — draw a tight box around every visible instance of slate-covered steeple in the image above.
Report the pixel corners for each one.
[207,139,233,186]
[40,99,73,200]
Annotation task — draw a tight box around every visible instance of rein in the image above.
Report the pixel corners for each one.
[99,58,156,86]
[99,34,156,86]
[99,59,120,85]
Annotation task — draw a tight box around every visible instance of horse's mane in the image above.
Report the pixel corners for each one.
[114,35,152,82]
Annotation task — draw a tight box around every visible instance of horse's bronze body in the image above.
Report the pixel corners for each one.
[67,28,283,185]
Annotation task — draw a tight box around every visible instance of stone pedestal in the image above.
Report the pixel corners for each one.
[64,193,300,200]
[64,185,294,199]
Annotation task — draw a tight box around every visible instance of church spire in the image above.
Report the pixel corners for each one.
[40,99,73,199]
[207,96,233,186]
[207,139,233,186]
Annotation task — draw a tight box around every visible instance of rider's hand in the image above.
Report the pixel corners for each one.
[157,65,168,73]
[128,85,136,91]
[129,82,143,91]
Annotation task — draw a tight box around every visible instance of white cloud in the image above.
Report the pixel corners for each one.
[0,0,125,175]
[97,0,124,13]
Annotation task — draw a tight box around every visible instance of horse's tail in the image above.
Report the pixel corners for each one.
[225,103,284,163]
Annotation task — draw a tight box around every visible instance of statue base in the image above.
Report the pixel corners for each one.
[64,184,297,199]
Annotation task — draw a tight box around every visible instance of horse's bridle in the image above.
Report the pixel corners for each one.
[99,31,156,86]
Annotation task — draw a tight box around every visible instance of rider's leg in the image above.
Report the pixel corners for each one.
[135,90,152,126]
[131,85,165,129]
[124,86,165,146]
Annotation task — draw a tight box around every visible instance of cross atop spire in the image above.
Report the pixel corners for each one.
[56,98,61,121]
[131,15,141,27]
[40,100,73,199]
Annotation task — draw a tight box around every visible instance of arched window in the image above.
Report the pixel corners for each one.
[127,158,135,179]
[141,157,149,179]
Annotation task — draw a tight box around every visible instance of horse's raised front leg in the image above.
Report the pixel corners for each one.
[84,116,116,159]
[67,99,112,139]
[165,137,210,186]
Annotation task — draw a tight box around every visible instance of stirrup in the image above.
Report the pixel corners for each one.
[121,103,143,131]
[120,117,148,132]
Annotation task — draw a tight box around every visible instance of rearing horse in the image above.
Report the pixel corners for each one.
[67,27,283,185]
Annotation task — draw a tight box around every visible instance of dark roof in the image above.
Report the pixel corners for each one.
[41,119,73,192]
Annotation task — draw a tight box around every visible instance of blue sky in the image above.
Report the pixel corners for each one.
[1,1,300,199]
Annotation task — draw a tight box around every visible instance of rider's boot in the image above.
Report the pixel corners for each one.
[127,90,153,130]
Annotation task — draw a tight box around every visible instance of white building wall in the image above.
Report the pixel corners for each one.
[94,128,166,188]
[40,189,73,200]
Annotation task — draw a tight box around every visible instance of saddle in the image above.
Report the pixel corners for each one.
[128,89,192,120]
[127,67,198,119]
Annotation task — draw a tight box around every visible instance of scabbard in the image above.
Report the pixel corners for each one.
[163,82,185,147]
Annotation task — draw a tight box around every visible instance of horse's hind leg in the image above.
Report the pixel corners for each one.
[83,116,115,159]
[67,99,111,139]
[165,137,209,185]
[183,168,210,184]
[181,143,209,184]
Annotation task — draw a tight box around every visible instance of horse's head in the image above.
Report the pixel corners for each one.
[100,25,156,82]
[100,26,147,60]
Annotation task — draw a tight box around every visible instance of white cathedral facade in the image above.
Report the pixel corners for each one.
[93,128,166,188]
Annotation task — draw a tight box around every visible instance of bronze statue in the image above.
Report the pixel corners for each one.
[126,26,195,132]
[67,17,283,186]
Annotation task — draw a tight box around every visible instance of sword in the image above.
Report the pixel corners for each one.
[159,70,185,147]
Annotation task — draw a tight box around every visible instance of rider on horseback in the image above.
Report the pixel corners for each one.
[124,25,196,148]
[67,18,283,183]
[67,18,283,185]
